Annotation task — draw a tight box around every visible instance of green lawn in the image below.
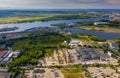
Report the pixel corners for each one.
[61,68,85,78]
[64,73,84,78]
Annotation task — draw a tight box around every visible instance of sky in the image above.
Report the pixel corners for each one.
[0,0,120,9]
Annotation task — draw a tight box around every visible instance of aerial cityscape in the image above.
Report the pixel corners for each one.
[0,0,120,78]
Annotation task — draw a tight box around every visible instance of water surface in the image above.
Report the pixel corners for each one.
[0,17,120,39]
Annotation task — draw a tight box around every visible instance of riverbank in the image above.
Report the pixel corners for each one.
[0,17,120,39]
[0,26,19,32]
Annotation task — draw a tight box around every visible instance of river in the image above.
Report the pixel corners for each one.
[0,17,120,39]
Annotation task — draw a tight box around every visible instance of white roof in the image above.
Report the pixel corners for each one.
[8,52,13,58]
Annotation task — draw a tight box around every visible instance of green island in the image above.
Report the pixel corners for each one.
[0,13,99,24]
[52,20,120,33]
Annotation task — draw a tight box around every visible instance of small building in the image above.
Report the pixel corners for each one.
[107,52,112,57]
[94,22,109,25]
[12,50,20,58]
[108,42,119,51]
[110,15,120,21]
[0,51,5,58]
[80,42,88,46]
[69,39,81,48]
[67,23,75,26]
[0,51,6,62]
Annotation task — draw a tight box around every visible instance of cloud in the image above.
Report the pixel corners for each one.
[68,0,104,4]
[0,0,120,9]
[106,0,120,4]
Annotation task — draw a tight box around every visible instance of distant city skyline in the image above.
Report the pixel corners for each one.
[0,0,120,9]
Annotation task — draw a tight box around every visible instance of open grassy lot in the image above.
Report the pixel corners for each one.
[63,73,84,78]
[61,68,84,78]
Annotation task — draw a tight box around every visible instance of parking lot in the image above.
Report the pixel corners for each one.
[25,68,64,78]
[87,67,119,78]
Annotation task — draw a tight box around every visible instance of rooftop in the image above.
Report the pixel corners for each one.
[0,51,5,57]
[76,47,109,61]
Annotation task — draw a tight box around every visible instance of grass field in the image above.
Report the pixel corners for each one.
[64,73,84,78]
[61,68,85,78]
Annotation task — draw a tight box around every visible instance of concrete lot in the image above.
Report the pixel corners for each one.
[87,67,119,78]
[25,68,64,78]
[39,47,118,67]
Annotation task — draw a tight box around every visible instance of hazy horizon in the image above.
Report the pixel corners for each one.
[0,0,120,9]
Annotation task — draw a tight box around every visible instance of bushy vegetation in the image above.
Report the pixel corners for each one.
[109,21,120,27]
[67,33,106,42]
[6,32,70,67]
